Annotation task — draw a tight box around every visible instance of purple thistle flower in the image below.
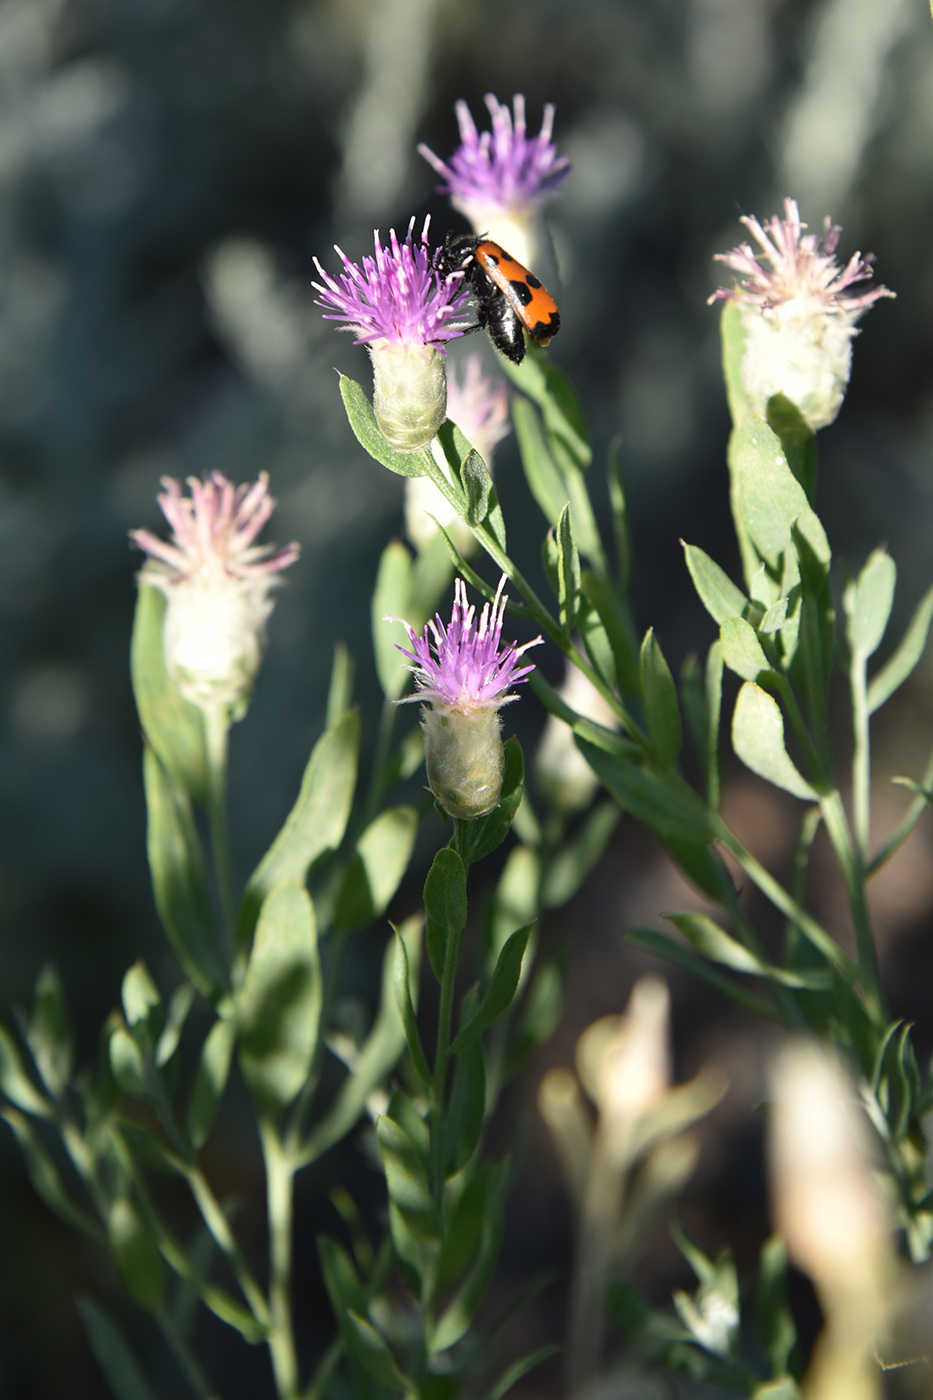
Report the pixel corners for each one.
[312,215,470,350]
[391,575,542,715]
[419,94,570,223]
[710,198,893,315]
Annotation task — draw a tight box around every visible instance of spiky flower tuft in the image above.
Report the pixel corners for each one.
[389,576,542,819]
[419,94,569,268]
[710,198,894,431]
[131,472,298,713]
[313,216,472,451]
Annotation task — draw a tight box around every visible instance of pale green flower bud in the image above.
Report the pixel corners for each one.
[422,705,504,820]
[370,339,447,451]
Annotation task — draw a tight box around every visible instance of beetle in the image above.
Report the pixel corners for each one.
[438,233,561,365]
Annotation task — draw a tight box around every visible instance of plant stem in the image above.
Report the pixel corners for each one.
[186,1164,271,1325]
[260,1122,300,1400]
[851,648,871,857]
[866,741,933,875]
[204,703,237,948]
[818,790,886,1024]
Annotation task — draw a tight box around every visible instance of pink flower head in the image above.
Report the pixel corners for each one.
[131,472,299,584]
[446,354,510,464]
[709,198,893,315]
[312,215,470,350]
[419,94,570,219]
[391,575,542,715]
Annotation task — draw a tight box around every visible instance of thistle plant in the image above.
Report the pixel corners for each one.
[4,84,933,1400]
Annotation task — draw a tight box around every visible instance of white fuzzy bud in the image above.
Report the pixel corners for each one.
[738,301,857,432]
[161,571,272,711]
[422,705,504,819]
[370,339,447,451]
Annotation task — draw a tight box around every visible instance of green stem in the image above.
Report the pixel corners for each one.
[851,648,871,858]
[818,790,885,1024]
[260,1122,300,1400]
[204,703,237,948]
[773,676,824,787]
[866,740,933,876]
[420,453,648,748]
[187,1164,271,1325]
[786,805,823,964]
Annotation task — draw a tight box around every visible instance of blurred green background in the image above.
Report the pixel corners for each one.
[2,0,933,1394]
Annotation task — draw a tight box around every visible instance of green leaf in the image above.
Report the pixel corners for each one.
[340,374,431,477]
[121,963,160,1029]
[456,737,525,865]
[326,642,355,728]
[511,395,569,529]
[720,300,750,427]
[0,1024,50,1117]
[640,629,681,769]
[318,1239,394,1400]
[372,540,414,699]
[460,450,506,547]
[392,923,431,1086]
[765,393,817,503]
[607,437,633,596]
[504,352,592,471]
[345,1311,408,1390]
[77,1298,160,1400]
[238,882,321,1118]
[444,1023,486,1175]
[238,709,359,948]
[449,924,532,1055]
[431,1158,509,1352]
[541,802,620,909]
[731,416,830,571]
[334,805,418,933]
[756,1235,798,1380]
[27,964,73,1099]
[683,543,749,625]
[109,1019,148,1097]
[302,928,413,1161]
[555,504,580,635]
[424,847,467,983]
[487,1346,562,1400]
[108,1197,164,1310]
[581,569,640,693]
[868,582,933,713]
[143,747,226,1000]
[665,912,829,989]
[2,1106,105,1241]
[625,929,778,1020]
[154,983,195,1069]
[117,1119,185,1175]
[376,1112,439,1242]
[576,740,715,844]
[186,1016,236,1150]
[845,548,896,658]
[720,616,770,682]
[732,683,817,800]
[130,584,208,809]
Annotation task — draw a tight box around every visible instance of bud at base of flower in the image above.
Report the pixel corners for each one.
[160,573,270,712]
[739,302,856,433]
[370,340,447,451]
[422,705,504,820]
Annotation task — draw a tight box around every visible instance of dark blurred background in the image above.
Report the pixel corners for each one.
[2,0,933,1394]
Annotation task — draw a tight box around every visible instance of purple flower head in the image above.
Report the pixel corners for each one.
[312,215,470,350]
[419,94,570,219]
[391,575,543,715]
[710,199,893,316]
[131,471,299,584]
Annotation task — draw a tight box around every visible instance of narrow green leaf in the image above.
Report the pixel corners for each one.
[531,673,638,759]
[108,1197,164,1310]
[431,1158,509,1352]
[511,395,568,527]
[624,929,778,1020]
[121,963,160,1029]
[424,847,467,983]
[334,805,418,933]
[143,747,226,1001]
[117,1119,185,1176]
[376,1113,439,1241]
[576,740,714,843]
[720,616,770,682]
[345,1312,408,1390]
[318,1241,393,1400]
[556,503,580,635]
[581,570,640,693]
[444,1026,486,1175]
[845,548,896,658]
[325,643,355,728]
[0,1024,50,1117]
[27,965,72,1099]
[78,1298,160,1400]
[607,437,633,595]
[392,924,431,1086]
[130,584,208,809]
[755,1235,798,1379]
[541,802,620,910]
[2,1106,106,1241]
[238,709,359,947]
[868,582,933,713]
[683,543,749,625]
[372,540,413,699]
[339,375,431,477]
[732,416,830,570]
[732,683,817,799]
[487,1346,562,1400]
[504,353,592,471]
[186,1017,237,1150]
[238,882,321,1118]
[109,1020,148,1098]
[154,983,195,1069]
[449,923,532,1055]
[640,629,681,769]
[720,300,750,427]
[665,912,829,989]
[706,641,723,809]
[765,393,817,503]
